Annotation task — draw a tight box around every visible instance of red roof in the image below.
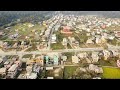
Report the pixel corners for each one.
[63,26,71,30]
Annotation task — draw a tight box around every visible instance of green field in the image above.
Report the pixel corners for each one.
[22,54,32,58]
[6,22,46,40]
[102,66,120,79]
[63,66,78,79]
[51,43,64,50]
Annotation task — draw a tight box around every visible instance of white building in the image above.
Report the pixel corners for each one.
[72,55,79,64]
[26,73,37,79]
[0,68,6,76]
[88,64,103,73]
[7,64,18,78]
[77,52,87,59]
[103,50,111,60]
[46,67,53,70]
[91,52,99,63]
[86,38,94,44]
[62,38,67,46]
[47,77,54,79]
[51,34,57,43]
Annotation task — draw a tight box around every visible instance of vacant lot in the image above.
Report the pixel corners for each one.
[22,54,32,58]
[102,66,120,79]
[51,43,64,50]
[63,66,78,79]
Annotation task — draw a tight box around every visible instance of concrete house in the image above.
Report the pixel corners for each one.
[7,64,18,78]
[102,50,111,60]
[72,55,80,64]
[0,68,6,77]
[77,52,87,59]
[91,52,99,63]
[62,38,67,46]
[86,38,94,44]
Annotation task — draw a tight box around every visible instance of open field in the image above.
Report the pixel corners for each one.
[4,23,46,41]
[102,66,120,79]
[63,66,78,79]
[51,43,64,50]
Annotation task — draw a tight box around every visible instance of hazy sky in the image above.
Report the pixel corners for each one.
[0,11,120,18]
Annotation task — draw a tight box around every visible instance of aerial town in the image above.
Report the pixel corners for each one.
[0,11,120,79]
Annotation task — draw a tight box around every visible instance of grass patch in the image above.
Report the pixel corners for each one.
[102,66,120,79]
[45,70,54,77]
[51,43,64,50]
[67,43,72,49]
[22,54,32,58]
[35,54,41,58]
[63,66,78,79]
[99,57,118,67]
[7,22,45,40]
[26,44,37,51]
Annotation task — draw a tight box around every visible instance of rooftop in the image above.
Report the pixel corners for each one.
[0,68,6,73]
[8,64,18,72]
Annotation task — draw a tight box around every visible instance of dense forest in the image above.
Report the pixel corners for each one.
[0,11,54,27]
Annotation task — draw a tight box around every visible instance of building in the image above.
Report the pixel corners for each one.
[0,68,6,77]
[114,31,120,38]
[61,26,72,35]
[53,55,59,65]
[14,60,22,68]
[88,64,103,73]
[32,64,41,73]
[47,77,54,79]
[46,67,53,70]
[91,52,99,63]
[95,37,102,44]
[51,34,57,43]
[86,38,94,44]
[61,56,67,61]
[62,38,67,46]
[117,60,120,67]
[26,72,37,79]
[102,50,111,60]
[7,64,18,78]
[72,55,79,64]
[111,50,119,56]
[77,52,87,59]
[93,77,101,79]
[4,61,12,69]
[18,74,27,79]
[0,41,3,47]
[79,67,87,72]
[45,56,49,64]
[26,66,32,73]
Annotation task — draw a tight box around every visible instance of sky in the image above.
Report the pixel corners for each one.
[0,11,120,18]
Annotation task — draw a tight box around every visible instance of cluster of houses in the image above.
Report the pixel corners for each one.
[0,40,31,51]
[17,52,67,79]
[0,56,22,79]
[47,14,120,48]
[71,50,119,64]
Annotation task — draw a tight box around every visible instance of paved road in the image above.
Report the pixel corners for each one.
[53,64,79,67]
[0,47,104,56]
[0,46,120,57]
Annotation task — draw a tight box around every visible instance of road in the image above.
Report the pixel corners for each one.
[0,47,106,56]
[47,21,58,50]
[0,46,120,57]
[53,64,79,67]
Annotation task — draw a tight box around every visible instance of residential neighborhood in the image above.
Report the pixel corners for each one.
[0,11,120,79]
